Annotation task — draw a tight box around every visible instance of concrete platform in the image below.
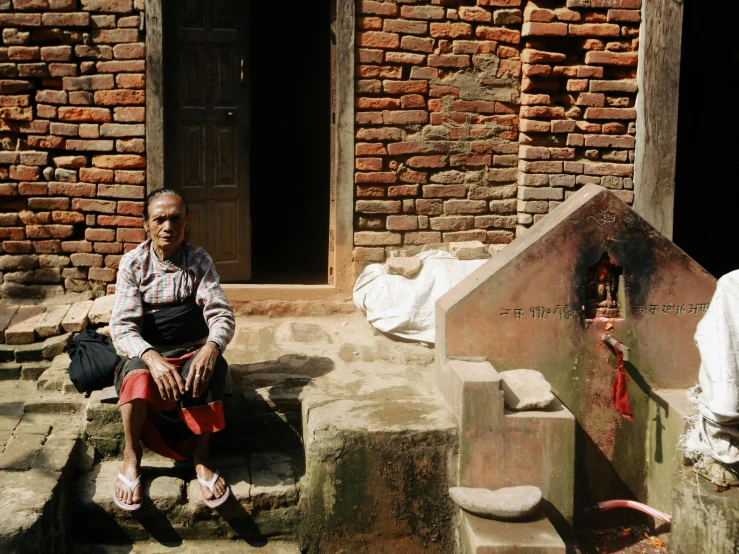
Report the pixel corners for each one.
[72,451,300,543]
[461,512,566,554]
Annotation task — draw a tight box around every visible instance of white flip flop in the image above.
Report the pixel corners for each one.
[113,472,142,511]
[197,469,231,508]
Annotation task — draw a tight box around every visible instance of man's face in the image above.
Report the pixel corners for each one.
[144,194,188,256]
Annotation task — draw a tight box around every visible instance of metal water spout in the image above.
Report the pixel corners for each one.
[601,334,630,362]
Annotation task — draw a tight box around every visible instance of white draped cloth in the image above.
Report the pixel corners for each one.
[688,270,739,465]
[353,250,487,343]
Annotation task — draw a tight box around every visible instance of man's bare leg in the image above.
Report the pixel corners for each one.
[193,432,227,500]
[115,398,147,506]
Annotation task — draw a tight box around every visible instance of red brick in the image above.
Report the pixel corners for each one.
[40,46,73,62]
[607,9,640,23]
[428,54,470,68]
[522,22,567,36]
[458,6,492,22]
[72,198,116,213]
[520,105,565,118]
[1,239,33,252]
[62,75,114,91]
[452,40,498,55]
[27,198,67,211]
[476,26,521,44]
[86,266,115,281]
[520,93,551,105]
[51,210,85,224]
[357,97,401,110]
[8,47,40,61]
[18,182,48,195]
[41,12,90,26]
[383,19,428,35]
[116,138,144,153]
[477,0,523,5]
[48,182,96,197]
[32,239,61,253]
[422,185,466,198]
[69,252,103,267]
[97,60,145,73]
[569,23,620,37]
[357,31,400,50]
[400,35,435,54]
[576,92,605,107]
[354,172,397,184]
[93,89,145,105]
[85,227,115,242]
[58,106,112,122]
[382,110,428,125]
[90,29,139,44]
[354,232,401,246]
[358,16,383,30]
[357,49,384,64]
[592,0,640,7]
[387,142,436,156]
[26,224,74,239]
[356,158,383,172]
[357,186,386,198]
[450,155,491,167]
[116,201,143,216]
[386,215,418,231]
[0,80,32,94]
[406,156,446,169]
[585,51,638,66]
[98,183,143,198]
[355,143,387,157]
[566,79,588,92]
[110,106,144,123]
[94,242,123,254]
[10,165,40,181]
[584,107,636,120]
[115,227,145,243]
[79,167,114,183]
[0,228,26,240]
[582,161,633,177]
[69,91,93,105]
[358,0,397,16]
[0,106,32,120]
[113,42,144,59]
[400,94,425,108]
[65,139,114,151]
[113,170,144,185]
[524,6,555,22]
[388,185,419,197]
[429,22,472,39]
[400,6,444,19]
[79,124,100,138]
[383,80,427,95]
[115,73,144,89]
[96,214,141,227]
[92,154,145,169]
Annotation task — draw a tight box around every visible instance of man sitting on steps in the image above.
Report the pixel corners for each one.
[110,189,236,511]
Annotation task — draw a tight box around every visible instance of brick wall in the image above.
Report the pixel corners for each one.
[0,0,642,297]
[0,0,145,299]
[352,0,640,273]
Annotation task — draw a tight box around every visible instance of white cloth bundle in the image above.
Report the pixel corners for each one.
[353,250,487,343]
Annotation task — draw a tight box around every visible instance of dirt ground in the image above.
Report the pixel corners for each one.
[575,523,670,554]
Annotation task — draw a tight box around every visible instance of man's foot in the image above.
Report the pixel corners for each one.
[114,447,142,509]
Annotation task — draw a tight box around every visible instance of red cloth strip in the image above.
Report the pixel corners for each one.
[611,341,634,421]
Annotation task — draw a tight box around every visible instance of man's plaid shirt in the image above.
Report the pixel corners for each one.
[110,240,236,358]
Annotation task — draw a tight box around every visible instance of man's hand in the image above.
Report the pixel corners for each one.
[186,342,219,398]
[142,349,185,401]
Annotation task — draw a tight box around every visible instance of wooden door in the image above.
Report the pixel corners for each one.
[164,0,251,281]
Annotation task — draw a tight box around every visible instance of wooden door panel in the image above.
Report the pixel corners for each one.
[164,0,250,281]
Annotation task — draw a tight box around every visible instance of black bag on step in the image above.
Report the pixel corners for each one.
[67,329,120,394]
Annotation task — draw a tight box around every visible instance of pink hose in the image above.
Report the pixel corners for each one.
[597,500,672,524]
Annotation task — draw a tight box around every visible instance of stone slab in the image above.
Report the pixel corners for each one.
[461,512,566,553]
[450,486,542,520]
[0,305,19,344]
[88,294,115,325]
[0,344,14,363]
[5,305,45,345]
[0,362,21,380]
[0,433,45,470]
[20,361,51,381]
[13,341,44,363]
[386,256,422,277]
[35,304,70,339]
[42,332,72,360]
[61,299,94,332]
[499,369,555,411]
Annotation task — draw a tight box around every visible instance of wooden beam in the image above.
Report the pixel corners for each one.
[145,0,164,194]
[633,0,684,240]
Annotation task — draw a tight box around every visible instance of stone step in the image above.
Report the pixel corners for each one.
[72,451,300,544]
[460,512,566,554]
[71,539,302,553]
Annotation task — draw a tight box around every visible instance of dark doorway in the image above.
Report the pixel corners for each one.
[673,2,739,279]
[247,2,332,284]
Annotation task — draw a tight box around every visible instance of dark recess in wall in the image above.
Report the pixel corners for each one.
[673,2,739,279]
[248,2,332,283]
